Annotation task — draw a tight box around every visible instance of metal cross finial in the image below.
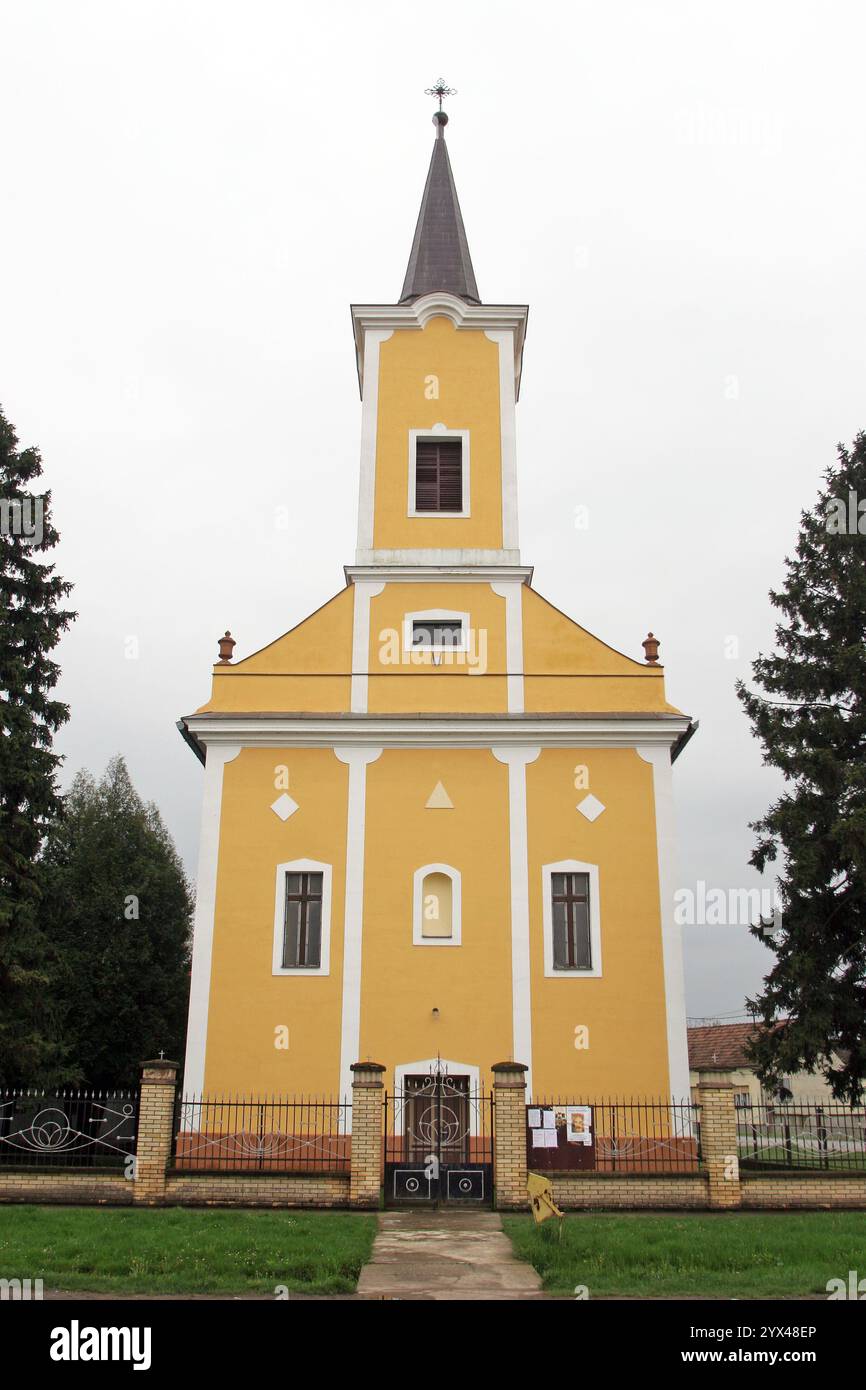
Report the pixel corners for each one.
[158,1050,165,1060]
[425,79,456,111]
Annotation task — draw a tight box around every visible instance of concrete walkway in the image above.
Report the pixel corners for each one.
[356,1210,545,1300]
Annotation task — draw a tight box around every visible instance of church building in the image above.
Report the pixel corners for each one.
[179,99,695,1106]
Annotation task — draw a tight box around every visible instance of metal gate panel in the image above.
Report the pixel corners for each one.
[384,1063,493,1206]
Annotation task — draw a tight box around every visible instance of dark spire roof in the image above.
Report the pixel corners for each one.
[399,112,480,305]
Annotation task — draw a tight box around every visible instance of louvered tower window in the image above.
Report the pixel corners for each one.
[415,438,463,512]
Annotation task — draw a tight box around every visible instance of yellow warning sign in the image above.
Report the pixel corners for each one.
[527,1170,564,1225]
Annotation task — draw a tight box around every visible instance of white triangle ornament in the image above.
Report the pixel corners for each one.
[425,781,454,809]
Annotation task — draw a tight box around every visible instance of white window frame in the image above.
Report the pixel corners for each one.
[542,860,602,978]
[403,608,470,657]
[272,858,332,977]
[407,425,471,518]
[413,863,462,947]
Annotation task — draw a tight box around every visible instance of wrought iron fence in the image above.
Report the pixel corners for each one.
[170,1094,351,1173]
[527,1097,702,1173]
[0,1089,139,1169]
[736,1098,866,1171]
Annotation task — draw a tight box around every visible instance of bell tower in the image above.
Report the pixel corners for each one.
[351,90,528,571]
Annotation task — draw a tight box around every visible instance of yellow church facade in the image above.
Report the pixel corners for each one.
[180,108,694,1107]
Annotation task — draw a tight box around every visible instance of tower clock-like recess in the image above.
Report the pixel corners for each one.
[179,86,695,1110]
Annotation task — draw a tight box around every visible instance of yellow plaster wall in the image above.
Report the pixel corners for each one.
[203,747,348,1095]
[373,317,503,552]
[526,747,672,1096]
[190,577,683,721]
[366,582,508,713]
[190,272,687,1103]
[202,742,675,1097]
[196,588,354,714]
[358,749,513,1086]
[522,588,680,714]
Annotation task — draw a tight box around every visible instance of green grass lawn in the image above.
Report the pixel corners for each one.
[502,1210,866,1298]
[0,1205,377,1295]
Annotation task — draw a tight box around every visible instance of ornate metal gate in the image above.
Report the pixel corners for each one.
[384,1064,494,1206]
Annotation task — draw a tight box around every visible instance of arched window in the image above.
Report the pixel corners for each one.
[421,872,453,937]
[413,864,462,947]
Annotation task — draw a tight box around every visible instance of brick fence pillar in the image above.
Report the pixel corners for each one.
[696,1068,741,1209]
[492,1061,528,1210]
[133,1058,179,1205]
[350,1062,385,1208]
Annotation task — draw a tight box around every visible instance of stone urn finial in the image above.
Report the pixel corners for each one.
[642,631,660,664]
[217,630,236,664]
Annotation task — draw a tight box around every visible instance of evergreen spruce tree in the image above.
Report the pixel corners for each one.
[737,432,866,1101]
[40,756,192,1086]
[0,407,75,1084]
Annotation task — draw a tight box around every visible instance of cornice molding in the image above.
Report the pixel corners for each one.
[350,293,529,398]
[181,713,692,755]
[345,563,533,585]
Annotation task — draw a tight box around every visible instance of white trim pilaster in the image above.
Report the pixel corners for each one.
[355,328,393,560]
[637,745,690,1100]
[491,579,524,713]
[492,745,541,1094]
[485,329,520,553]
[334,745,383,1101]
[350,580,385,713]
[182,742,241,1095]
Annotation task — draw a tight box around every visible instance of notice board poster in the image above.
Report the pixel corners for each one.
[526,1104,595,1170]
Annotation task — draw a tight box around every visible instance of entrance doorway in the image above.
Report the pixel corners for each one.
[384,1063,493,1206]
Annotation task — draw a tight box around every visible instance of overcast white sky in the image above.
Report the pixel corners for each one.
[2,1,864,1021]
